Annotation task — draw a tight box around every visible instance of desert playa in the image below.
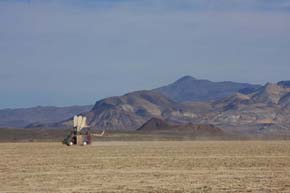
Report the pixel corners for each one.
[1,141,290,193]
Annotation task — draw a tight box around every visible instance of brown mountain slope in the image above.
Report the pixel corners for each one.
[85,91,187,130]
[279,92,290,107]
[84,90,225,131]
[250,83,290,105]
[212,93,250,111]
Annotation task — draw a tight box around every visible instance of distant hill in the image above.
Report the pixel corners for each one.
[138,118,223,135]
[0,105,92,128]
[137,118,170,131]
[154,76,261,102]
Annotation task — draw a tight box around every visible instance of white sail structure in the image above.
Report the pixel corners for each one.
[73,115,78,128]
[77,116,83,131]
[64,115,104,146]
[73,115,89,132]
[81,116,87,129]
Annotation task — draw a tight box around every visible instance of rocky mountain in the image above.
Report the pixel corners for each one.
[0,105,92,128]
[250,83,290,105]
[277,81,290,88]
[84,90,188,130]
[208,82,290,135]
[154,76,261,102]
[279,92,290,107]
[82,88,227,130]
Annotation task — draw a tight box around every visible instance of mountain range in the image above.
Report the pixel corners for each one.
[0,105,92,128]
[2,76,290,136]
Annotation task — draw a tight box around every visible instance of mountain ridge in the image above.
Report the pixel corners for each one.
[154,75,262,102]
[0,105,92,128]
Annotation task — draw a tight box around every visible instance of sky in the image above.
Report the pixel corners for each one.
[0,0,290,108]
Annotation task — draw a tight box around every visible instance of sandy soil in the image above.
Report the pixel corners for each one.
[0,141,290,193]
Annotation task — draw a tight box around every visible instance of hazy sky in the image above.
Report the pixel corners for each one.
[0,0,290,108]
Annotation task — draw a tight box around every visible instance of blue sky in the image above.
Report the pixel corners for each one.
[0,0,290,108]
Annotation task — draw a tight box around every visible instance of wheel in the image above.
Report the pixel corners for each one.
[83,141,87,146]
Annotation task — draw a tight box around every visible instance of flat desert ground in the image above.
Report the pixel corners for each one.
[1,141,290,193]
